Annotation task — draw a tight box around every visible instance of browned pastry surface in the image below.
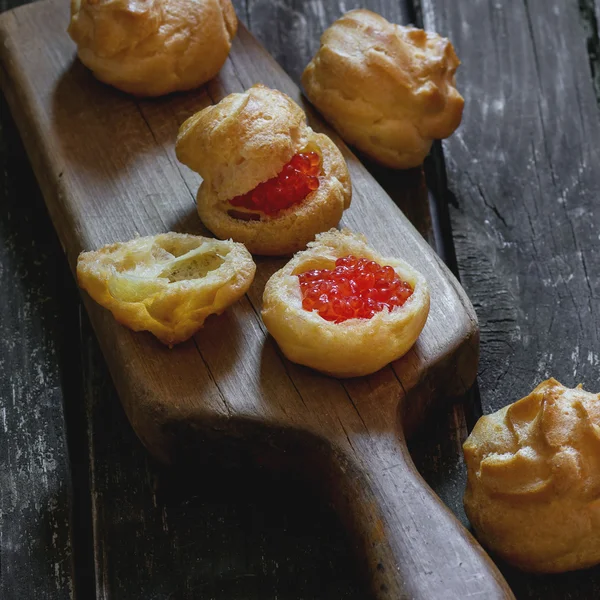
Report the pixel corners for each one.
[302,9,464,169]
[68,0,237,96]
[464,378,600,573]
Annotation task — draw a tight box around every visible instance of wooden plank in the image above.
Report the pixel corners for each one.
[0,0,516,598]
[421,0,600,596]
[0,94,75,599]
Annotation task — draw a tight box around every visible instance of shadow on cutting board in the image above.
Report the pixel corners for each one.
[78,311,367,599]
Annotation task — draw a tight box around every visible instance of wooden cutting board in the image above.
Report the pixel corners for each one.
[0,1,514,598]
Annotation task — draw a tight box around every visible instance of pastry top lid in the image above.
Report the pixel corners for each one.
[176,84,313,201]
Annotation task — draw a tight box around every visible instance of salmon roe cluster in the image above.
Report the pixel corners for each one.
[298,256,413,323]
[229,152,321,217]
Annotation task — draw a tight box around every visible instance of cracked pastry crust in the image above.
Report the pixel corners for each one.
[175,84,352,256]
[302,9,464,169]
[68,0,237,96]
[77,233,255,345]
[463,378,600,573]
[261,229,430,377]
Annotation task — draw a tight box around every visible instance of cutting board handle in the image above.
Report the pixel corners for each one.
[330,431,515,599]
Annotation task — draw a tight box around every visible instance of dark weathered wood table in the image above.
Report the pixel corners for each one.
[1,1,599,598]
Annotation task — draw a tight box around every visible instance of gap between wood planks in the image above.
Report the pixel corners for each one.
[577,0,600,103]
[409,0,486,436]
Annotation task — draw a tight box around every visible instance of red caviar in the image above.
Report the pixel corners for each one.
[298,256,413,323]
[229,152,320,216]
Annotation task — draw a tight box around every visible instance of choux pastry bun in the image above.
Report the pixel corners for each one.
[68,0,237,96]
[176,84,352,256]
[464,378,600,573]
[77,233,255,345]
[302,9,464,169]
[261,228,430,377]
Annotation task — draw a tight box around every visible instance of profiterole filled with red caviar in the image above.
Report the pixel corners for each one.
[262,229,430,377]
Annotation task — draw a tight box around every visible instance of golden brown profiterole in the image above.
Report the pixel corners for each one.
[302,9,464,169]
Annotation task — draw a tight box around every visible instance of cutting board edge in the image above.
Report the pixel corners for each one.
[0,0,482,462]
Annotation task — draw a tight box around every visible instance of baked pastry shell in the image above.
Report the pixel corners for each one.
[77,233,255,345]
[68,0,238,96]
[197,132,351,256]
[463,378,600,573]
[261,229,430,377]
[302,9,464,169]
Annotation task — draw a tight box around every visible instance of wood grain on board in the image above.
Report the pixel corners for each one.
[422,0,600,596]
[0,0,518,598]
